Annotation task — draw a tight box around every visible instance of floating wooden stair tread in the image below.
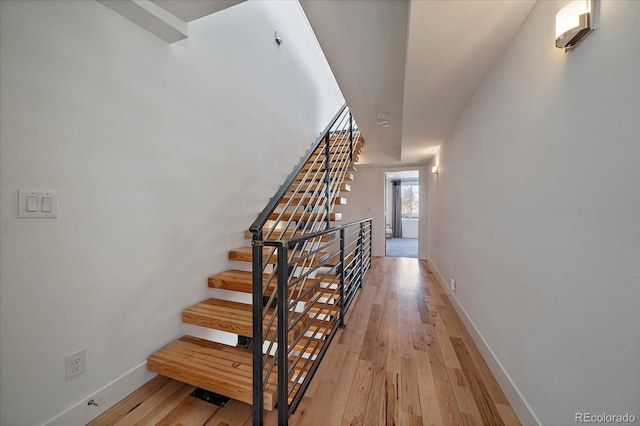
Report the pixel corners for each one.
[292,334,326,354]
[229,247,331,266]
[315,154,359,163]
[302,162,356,172]
[314,142,363,155]
[313,146,351,156]
[313,144,362,156]
[182,299,308,341]
[311,140,364,154]
[313,154,361,164]
[310,318,338,336]
[325,134,362,143]
[312,288,341,304]
[244,229,333,242]
[289,358,311,383]
[294,182,350,192]
[322,133,363,144]
[315,274,341,288]
[146,336,277,410]
[280,195,347,206]
[209,270,261,293]
[294,172,354,182]
[307,301,340,317]
[182,299,253,336]
[209,270,320,301]
[315,138,362,149]
[268,211,342,222]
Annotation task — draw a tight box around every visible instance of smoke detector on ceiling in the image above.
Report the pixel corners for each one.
[377,112,390,128]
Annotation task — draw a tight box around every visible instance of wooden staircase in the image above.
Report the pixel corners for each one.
[147,132,364,411]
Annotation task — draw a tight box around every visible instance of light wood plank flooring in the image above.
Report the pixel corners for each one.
[89,257,520,425]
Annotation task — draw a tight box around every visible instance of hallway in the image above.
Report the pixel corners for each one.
[91,257,519,425]
[386,237,419,258]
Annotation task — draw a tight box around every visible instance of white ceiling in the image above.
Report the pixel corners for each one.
[98,0,245,43]
[100,0,535,165]
[302,0,536,166]
[151,0,244,22]
[301,0,410,165]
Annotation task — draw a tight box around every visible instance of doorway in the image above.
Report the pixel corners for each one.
[385,170,419,258]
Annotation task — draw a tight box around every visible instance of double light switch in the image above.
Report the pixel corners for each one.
[18,190,59,218]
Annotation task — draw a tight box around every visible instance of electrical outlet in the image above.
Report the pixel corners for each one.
[65,349,86,381]
[450,277,456,292]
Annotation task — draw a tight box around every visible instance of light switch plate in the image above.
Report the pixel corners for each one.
[18,190,59,218]
[26,196,38,212]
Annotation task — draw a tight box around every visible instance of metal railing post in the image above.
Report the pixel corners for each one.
[349,112,353,163]
[251,232,264,425]
[277,245,289,426]
[368,219,372,269]
[359,222,364,288]
[339,228,346,328]
[323,133,332,230]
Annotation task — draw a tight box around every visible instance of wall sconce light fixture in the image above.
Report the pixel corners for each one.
[432,165,439,176]
[556,0,597,51]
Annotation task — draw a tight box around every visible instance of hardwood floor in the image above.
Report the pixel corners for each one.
[89,257,520,426]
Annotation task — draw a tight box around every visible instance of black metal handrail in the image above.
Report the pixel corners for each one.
[249,103,347,234]
[249,104,366,425]
[266,217,372,425]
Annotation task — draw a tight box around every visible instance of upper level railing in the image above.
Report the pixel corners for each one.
[249,104,371,425]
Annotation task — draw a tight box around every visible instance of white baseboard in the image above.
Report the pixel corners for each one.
[426,258,540,426]
[46,362,156,426]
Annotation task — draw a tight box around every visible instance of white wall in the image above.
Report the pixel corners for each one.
[385,178,393,226]
[427,1,640,424]
[0,1,343,424]
[339,165,427,259]
[427,156,440,268]
[401,218,418,238]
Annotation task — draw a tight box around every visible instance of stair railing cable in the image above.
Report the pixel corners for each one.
[250,104,370,425]
[269,217,372,425]
[256,109,353,399]
[258,122,354,407]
